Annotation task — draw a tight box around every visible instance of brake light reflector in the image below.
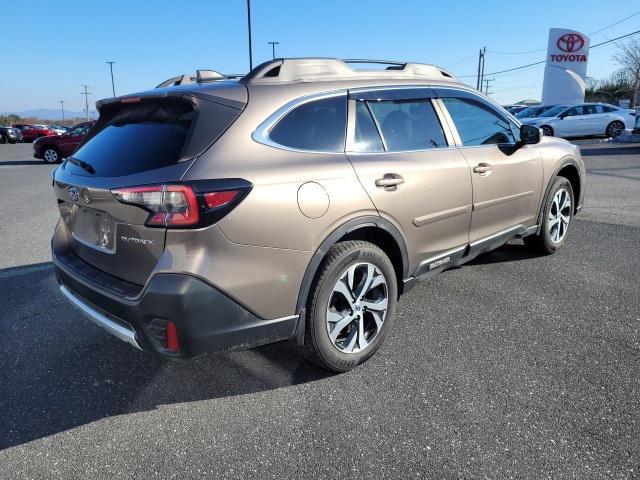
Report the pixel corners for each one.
[166,321,180,352]
[204,190,239,208]
[112,184,199,227]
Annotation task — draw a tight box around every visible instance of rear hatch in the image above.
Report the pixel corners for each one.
[53,87,246,286]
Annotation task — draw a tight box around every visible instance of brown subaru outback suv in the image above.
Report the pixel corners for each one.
[52,59,585,372]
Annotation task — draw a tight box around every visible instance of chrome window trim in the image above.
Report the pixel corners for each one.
[252,89,348,155]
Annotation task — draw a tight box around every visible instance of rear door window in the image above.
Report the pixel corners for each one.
[442,97,516,146]
[268,96,347,152]
[365,98,447,151]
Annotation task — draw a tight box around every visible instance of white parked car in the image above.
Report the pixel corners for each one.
[521,103,636,138]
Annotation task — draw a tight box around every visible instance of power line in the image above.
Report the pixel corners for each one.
[589,10,640,36]
[487,10,640,55]
[459,29,640,79]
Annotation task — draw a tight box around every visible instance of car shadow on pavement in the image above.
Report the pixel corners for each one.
[0,262,332,451]
[0,160,44,166]
[467,242,541,266]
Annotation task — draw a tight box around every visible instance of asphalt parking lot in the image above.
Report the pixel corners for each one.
[1,140,639,479]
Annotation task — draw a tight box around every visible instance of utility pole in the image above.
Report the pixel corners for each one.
[483,78,494,95]
[246,0,253,70]
[476,47,486,91]
[81,85,92,122]
[106,61,116,97]
[268,41,279,60]
[59,100,65,122]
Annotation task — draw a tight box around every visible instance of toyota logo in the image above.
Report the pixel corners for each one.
[557,33,584,53]
[68,187,80,203]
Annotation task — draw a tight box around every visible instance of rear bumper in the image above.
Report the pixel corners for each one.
[53,250,298,358]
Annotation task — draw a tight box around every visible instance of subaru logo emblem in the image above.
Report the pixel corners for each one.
[82,190,91,204]
[68,187,80,203]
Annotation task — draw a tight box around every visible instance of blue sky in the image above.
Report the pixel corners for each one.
[0,0,638,112]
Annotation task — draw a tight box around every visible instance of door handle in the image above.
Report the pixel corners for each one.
[375,174,404,188]
[473,163,492,174]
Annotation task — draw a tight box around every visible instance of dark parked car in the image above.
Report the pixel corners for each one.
[12,124,55,142]
[0,126,23,143]
[33,122,94,163]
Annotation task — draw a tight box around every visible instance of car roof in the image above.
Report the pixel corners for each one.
[104,58,469,110]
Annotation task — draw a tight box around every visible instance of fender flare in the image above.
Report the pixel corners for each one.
[535,157,580,234]
[294,215,409,315]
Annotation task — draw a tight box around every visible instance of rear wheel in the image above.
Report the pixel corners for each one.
[524,177,574,254]
[43,146,61,164]
[541,125,554,136]
[606,120,625,138]
[0,134,6,144]
[297,240,398,372]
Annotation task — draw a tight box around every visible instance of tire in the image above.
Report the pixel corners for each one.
[606,120,625,138]
[524,177,574,254]
[297,240,398,372]
[43,146,61,164]
[541,125,554,137]
[0,134,6,144]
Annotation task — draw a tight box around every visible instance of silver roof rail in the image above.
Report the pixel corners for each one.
[243,58,457,84]
[156,70,245,89]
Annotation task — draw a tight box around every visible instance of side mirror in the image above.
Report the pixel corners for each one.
[519,124,540,145]
[558,114,566,120]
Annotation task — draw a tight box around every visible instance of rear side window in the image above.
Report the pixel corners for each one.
[69,101,194,177]
[354,101,384,152]
[442,97,516,146]
[268,96,346,152]
[365,99,447,151]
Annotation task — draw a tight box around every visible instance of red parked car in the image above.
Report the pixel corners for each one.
[33,122,94,164]
[12,124,56,142]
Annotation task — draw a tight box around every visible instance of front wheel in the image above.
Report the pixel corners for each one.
[524,177,574,254]
[297,240,398,372]
[541,125,554,137]
[0,135,6,144]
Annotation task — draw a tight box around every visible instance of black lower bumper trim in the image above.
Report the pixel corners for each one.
[54,256,297,358]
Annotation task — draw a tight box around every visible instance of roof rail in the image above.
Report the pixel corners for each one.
[155,70,244,89]
[242,58,457,84]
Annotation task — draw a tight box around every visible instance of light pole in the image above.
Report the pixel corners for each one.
[246,0,253,70]
[268,41,279,60]
[106,61,116,97]
[59,100,65,122]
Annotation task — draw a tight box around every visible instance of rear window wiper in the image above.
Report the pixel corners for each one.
[67,156,95,175]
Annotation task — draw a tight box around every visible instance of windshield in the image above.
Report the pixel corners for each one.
[539,105,569,118]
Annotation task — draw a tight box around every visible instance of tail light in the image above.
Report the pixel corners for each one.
[111,180,250,228]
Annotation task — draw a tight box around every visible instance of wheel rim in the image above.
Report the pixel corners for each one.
[326,262,388,354]
[608,122,624,138]
[542,126,553,136]
[548,188,571,244]
[44,149,58,163]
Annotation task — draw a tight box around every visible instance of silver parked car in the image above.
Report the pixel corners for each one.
[521,103,636,138]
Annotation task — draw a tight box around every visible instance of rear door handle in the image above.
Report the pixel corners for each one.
[473,163,492,174]
[375,174,404,188]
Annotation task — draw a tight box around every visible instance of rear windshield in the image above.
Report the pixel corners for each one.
[68,101,194,177]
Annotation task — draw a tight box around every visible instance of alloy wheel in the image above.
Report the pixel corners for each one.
[607,121,625,138]
[44,148,59,163]
[548,188,571,243]
[326,262,388,354]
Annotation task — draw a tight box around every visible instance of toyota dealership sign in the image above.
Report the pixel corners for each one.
[541,28,590,105]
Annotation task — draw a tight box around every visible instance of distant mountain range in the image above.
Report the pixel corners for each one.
[1,109,88,120]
